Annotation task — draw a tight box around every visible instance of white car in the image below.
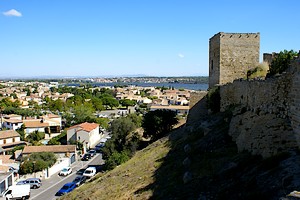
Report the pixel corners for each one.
[83,167,96,178]
[59,167,72,176]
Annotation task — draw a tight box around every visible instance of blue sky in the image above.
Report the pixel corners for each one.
[1,0,300,78]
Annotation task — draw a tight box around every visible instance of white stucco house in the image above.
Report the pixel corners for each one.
[22,119,49,136]
[67,122,102,150]
[22,114,62,139]
[0,130,26,155]
[2,114,23,131]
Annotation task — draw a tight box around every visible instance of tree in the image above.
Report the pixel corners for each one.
[119,99,136,108]
[73,103,95,124]
[48,99,64,112]
[16,124,26,141]
[19,152,57,175]
[102,114,142,167]
[48,130,67,145]
[268,50,298,76]
[10,93,17,99]
[91,97,104,111]
[102,97,119,109]
[142,109,178,141]
[110,117,136,151]
[26,131,45,144]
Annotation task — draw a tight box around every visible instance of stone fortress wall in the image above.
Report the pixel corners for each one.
[209,32,260,88]
[209,32,300,157]
[220,58,300,157]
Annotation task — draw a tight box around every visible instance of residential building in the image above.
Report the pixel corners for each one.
[41,114,62,139]
[0,155,19,173]
[22,114,62,139]
[67,122,101,150]
[22,119,49,137]
[0,170,14,194]
[2,114,23,131]
[0,130,26,155]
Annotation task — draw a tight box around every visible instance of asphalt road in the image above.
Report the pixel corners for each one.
[30,153,104,200]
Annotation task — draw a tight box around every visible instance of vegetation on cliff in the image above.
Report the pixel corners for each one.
[268,49,298,76]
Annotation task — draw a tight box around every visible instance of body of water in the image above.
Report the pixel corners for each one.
[67,82,208,91]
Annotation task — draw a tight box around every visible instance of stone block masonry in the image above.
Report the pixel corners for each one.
[219,55,300,157]
[209,32,260,88]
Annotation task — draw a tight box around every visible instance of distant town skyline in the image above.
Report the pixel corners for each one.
[1,0,300,77]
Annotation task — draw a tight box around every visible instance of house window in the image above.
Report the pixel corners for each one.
[211,60,214,70]
[3,139,6,144]
[13,138,15,142]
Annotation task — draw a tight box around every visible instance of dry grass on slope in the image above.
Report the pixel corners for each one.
[61,137,171,200]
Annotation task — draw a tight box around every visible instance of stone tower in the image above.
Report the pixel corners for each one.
[209,32,260,88]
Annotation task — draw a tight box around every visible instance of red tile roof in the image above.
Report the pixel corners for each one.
[22,145,76,154]
[0,130,20,139]
[68,122,99,132]
[23,120,49,128]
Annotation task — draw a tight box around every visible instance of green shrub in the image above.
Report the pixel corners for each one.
[207,86,220,113]
[268,50,297,76]
[105,151,130,170]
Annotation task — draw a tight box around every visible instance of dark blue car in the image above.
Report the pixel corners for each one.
[55,182,76,196]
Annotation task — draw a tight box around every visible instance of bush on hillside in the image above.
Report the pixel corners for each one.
[102,114,142,170]
[142,109,178,142]
[104,151,130,170]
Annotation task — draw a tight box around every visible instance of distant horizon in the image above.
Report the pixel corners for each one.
[0,74,209,80]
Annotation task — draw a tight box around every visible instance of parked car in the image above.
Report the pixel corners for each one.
[81,153,92,161]
[76,168,85,175]
[59,167,72,176]
[72,175,87,186]
[55,182,76,196]
[26,178,42,189]
[16,180,27,185]
[83,167,97,178]
[88,149,96,157]
[95,143,105,153]
[18,178,42,189]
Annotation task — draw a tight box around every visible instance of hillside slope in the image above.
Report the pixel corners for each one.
[61,111,300,200]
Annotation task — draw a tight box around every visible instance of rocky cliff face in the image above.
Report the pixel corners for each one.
[229,109,297,158]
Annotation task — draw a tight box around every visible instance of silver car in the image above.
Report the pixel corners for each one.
[25,178,42,189]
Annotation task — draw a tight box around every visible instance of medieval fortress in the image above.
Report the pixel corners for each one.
[208,32,300,157]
